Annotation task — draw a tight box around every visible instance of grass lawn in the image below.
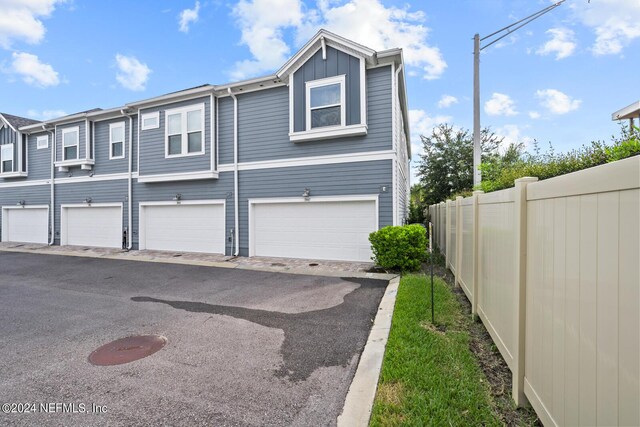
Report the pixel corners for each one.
[369,274,503,426]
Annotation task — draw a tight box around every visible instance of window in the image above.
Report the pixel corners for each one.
[1,144,13,173]
[141,112,159,130]
[306,75,345,130]
[36,135,48,150]
[109,122,125,159]
[164,104,204,158]
[62,127,79,161]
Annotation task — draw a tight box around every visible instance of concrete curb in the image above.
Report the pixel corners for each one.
[0,247,396,281]
[337,275,400,427]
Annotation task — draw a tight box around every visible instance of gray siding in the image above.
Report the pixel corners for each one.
[56,120,87,162]
[236,159,393,256]
[53,180,128,245]
[131,174,234,253]
[0,184,52,242]
[139,97,212,176]
[218,97,234,165]
[232,65,392,164]
[27,132,52,181]
[293,46,361,132]
[93,117,132,175]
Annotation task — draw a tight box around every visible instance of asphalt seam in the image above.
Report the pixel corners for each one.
[336,275,400,427]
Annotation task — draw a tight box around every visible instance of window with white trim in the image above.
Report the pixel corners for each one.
[1,144,13,173]
[165,104,204,158]
[36,135,48,150]
[62,127,79,161]
[109,122,125,159]
[306,75,345,130]
[141,111,159,130]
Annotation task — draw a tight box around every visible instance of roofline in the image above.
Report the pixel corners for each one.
[612,101,640,121]
[0,113,18,132]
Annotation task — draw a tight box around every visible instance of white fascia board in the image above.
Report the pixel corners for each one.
[612,100,640,120]
[126,85,215,109]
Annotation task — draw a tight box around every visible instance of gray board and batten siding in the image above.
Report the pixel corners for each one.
[292,46,361,132]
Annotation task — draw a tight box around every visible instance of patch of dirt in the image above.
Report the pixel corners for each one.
[423,261,541,427]
[376,382,405,407]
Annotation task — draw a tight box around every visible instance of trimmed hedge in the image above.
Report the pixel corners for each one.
[369,224,427,272]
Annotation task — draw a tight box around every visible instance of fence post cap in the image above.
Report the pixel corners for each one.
[455,196,464,200]
[514,176,539,184]
[472,190,484,195]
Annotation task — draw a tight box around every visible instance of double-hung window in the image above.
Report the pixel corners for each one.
[165,104,204,157]
[306,75,346,130]
[1,144,13,173]
[109,122,125,159]
[62,127,79,161]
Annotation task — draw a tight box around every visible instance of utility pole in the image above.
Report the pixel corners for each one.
[473,1,566,187]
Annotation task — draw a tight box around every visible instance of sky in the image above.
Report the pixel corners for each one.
[1,0,638,183]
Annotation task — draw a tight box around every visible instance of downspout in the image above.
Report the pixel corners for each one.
[228,87,239,256]
[46,126,55,245]
[121,109,133,250]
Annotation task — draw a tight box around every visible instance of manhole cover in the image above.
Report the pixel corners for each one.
[88,335,167,366]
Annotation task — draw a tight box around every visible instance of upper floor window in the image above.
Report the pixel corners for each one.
[62,127,79,161]
[306,75,345,130]
[141,112,159,130]
[36,135,48,150]
[109,122,125,159]
[1,144,13,173]
[165,104,204,158]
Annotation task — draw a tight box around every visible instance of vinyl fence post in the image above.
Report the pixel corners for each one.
[471,190,483,318]
[455,196,463,287]
[513,177,538,407]
[445,200,451,268]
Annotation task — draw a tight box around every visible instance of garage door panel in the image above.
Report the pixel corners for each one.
[64,206,122,248]
[141,204,225,254]
[252,199,376,262]
[2,208,49,244]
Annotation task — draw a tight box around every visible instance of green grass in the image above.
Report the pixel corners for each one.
[370,274,502,426]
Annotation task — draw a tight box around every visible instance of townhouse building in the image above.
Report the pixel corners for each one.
[0,30,410,263]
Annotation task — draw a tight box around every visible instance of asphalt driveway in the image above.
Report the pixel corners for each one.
[0,251,388,427]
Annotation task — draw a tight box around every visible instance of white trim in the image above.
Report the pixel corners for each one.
[138,199,226,253]
[137,170,219,183]
[305,74,346,131]
[247,194,379,258]
[164,103,205,158]
[289,75,295,134]
[215,97,219,169]
[60,202,123,247]
[215,82,287,98]
[0,179,49,188]
[55,171,138,185]
[140,111,160,130]
[218,149,394,172]
[360,57,367,125]
[290,123,367,142]
[85,119,89,162]
[210,93,215,171]
[61,126,80,161]
[1,205,50,243]
[391,62,398,226]
[0,114,17,132]
[109,121,126,160]
[137,108,141,174]
[1,143,14,174]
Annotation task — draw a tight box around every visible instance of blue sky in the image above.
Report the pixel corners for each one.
[1,0,638,182]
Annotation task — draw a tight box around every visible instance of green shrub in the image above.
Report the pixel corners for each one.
[369,224,427,272]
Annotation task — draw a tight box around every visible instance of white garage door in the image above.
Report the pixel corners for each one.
[140,202,225,254]
[1,207,49,244]
[251,198,377,262]
[62,205,122,248]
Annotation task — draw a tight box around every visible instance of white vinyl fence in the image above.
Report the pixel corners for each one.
[429,156,640,426]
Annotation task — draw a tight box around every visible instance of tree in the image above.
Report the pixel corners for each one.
[406,184,426,224]
[415,124,504,206]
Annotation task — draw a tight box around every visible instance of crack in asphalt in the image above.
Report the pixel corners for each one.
[131,277,387,381]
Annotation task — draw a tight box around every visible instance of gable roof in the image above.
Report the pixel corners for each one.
[0,112,40,131]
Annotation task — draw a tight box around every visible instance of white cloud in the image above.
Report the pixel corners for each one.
[178,1,201,33]
[115,54,151,91]
[528,111,541,119]
[536,28,576,60]
[437,95,458,109]
[231,0,304,80]
[571,0,640,55]
[230,0,447,80]
[536,89,581,115]
[26,109,67,120]
[484,92,517,117]
[495,124,533,148]
[10,52,59,87]
[0,0,63,49]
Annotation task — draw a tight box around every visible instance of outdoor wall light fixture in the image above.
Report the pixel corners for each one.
[302,188,311,201]
[173,193,182,202]
[84,197,92,204]
[16,200,25,206]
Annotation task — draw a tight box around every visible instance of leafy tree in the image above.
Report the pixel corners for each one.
[406,184,426,224]
[415,124,504,206]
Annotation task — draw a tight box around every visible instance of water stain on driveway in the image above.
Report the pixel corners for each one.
[131,277,387,381]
